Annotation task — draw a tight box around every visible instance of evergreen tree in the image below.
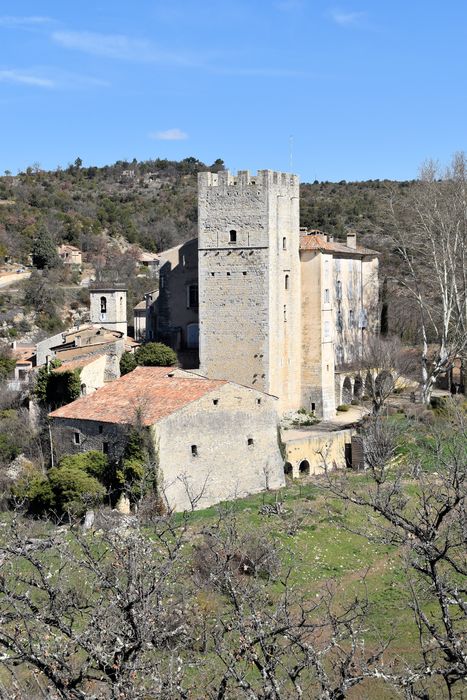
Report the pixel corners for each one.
[31,225,59,269]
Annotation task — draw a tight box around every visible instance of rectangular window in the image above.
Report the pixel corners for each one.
[98,425,103,434]
[102,442,109,454]
[191,444,198,457]
[247,438,254,447]
[256,398,261,405]
[282,237,287,250]
[187,284,199,309]
[229,230,237,243]
[213,398,219,405]
[74,432,80,445]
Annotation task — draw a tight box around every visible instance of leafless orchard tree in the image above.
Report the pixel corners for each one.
[0,502,398,699]
[320,406,467,699]
[388,152,467,404]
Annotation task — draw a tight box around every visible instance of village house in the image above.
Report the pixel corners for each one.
[49,366,284,511]
[57,244,82,267]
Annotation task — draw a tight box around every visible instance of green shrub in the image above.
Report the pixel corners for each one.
[120,351,137,375]
[58,451,108,480]
[337,404,350,412]
[48,466,105,516]
[350,399,359,406]
[134,342,177,368]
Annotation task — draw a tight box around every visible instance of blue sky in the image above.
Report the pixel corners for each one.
[0,1,466,181]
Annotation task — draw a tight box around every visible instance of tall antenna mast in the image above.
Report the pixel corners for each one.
[289,134,294,172]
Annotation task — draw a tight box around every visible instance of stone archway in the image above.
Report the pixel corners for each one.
[284,462,293,477]
[353,375,363,400]
[342,377,353,404]
[299,460,310,477]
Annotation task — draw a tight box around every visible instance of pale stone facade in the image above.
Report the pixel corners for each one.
[49,367,284,512]
[135,169,379,421]
[198,170,301,413]
[197,171,379,420]
[89,287,128,336]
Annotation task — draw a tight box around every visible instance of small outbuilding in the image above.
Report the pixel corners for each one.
[49,367,284,511]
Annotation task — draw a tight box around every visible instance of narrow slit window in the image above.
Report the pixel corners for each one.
[191,444,198,457]
[283,305,287,322]
[256,398,261,405]
[282,237,287,250]
[102,442,109,454]
[229,230,237,243]
[324,288,330,303]
[74,432,80,445]
[285,274,289,290]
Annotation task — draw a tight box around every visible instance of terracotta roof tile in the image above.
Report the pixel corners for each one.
[299,234,379,256]
[49,367,226,426]
[52,355,105,374]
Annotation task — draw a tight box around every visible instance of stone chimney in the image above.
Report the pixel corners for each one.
[346,232,357,249]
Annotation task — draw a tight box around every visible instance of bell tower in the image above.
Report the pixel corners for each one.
[89,285,127,336]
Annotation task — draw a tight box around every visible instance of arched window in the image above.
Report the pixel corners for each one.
[285,274,289,290]
[229,229,237,243]
[100,296,107,314]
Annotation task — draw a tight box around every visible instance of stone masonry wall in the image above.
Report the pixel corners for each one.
[90,289,127,336]
[198,170,301,412]
[156,381,284,511]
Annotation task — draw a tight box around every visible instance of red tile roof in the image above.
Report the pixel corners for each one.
[299,234,379,256]
[49,367,226,426]
[52,355,105,374]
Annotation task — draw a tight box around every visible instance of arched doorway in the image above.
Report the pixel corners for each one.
[342,377,352,404]
[353,375,363,399]
[299,460,310,477]
[284,462,293,477]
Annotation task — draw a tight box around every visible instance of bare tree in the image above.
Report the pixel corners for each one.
[388,153,467,404]
[359,334,417,414]
[320,407,467,699]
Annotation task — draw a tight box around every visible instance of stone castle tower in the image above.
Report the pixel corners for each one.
[89,286,127,336]
[198,170,301,412]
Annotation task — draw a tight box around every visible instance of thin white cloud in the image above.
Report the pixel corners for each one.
[52,30,202,67]
[149,128,188,141]
[0,16,53,28]
[0,68,109,90]
[0,69,55,88]
[329,9,366,26]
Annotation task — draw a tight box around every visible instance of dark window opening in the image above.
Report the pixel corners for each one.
[98,425,103,434]
[100,296,107,314]
[74,432,80,445]
[242,271,247,276]
[282,237,287,250]
[256,398,261,405]
[311,402,316,412]
[229,230,237,243]
[299,460,310,476]
[285,274,289,290]
[103,442,109,454]
[187,284,199,309]
[284,462,293,476]
[247,438,254,447]
[191,444,198,457]
[226,271,231,276]
[213,399,219,405]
